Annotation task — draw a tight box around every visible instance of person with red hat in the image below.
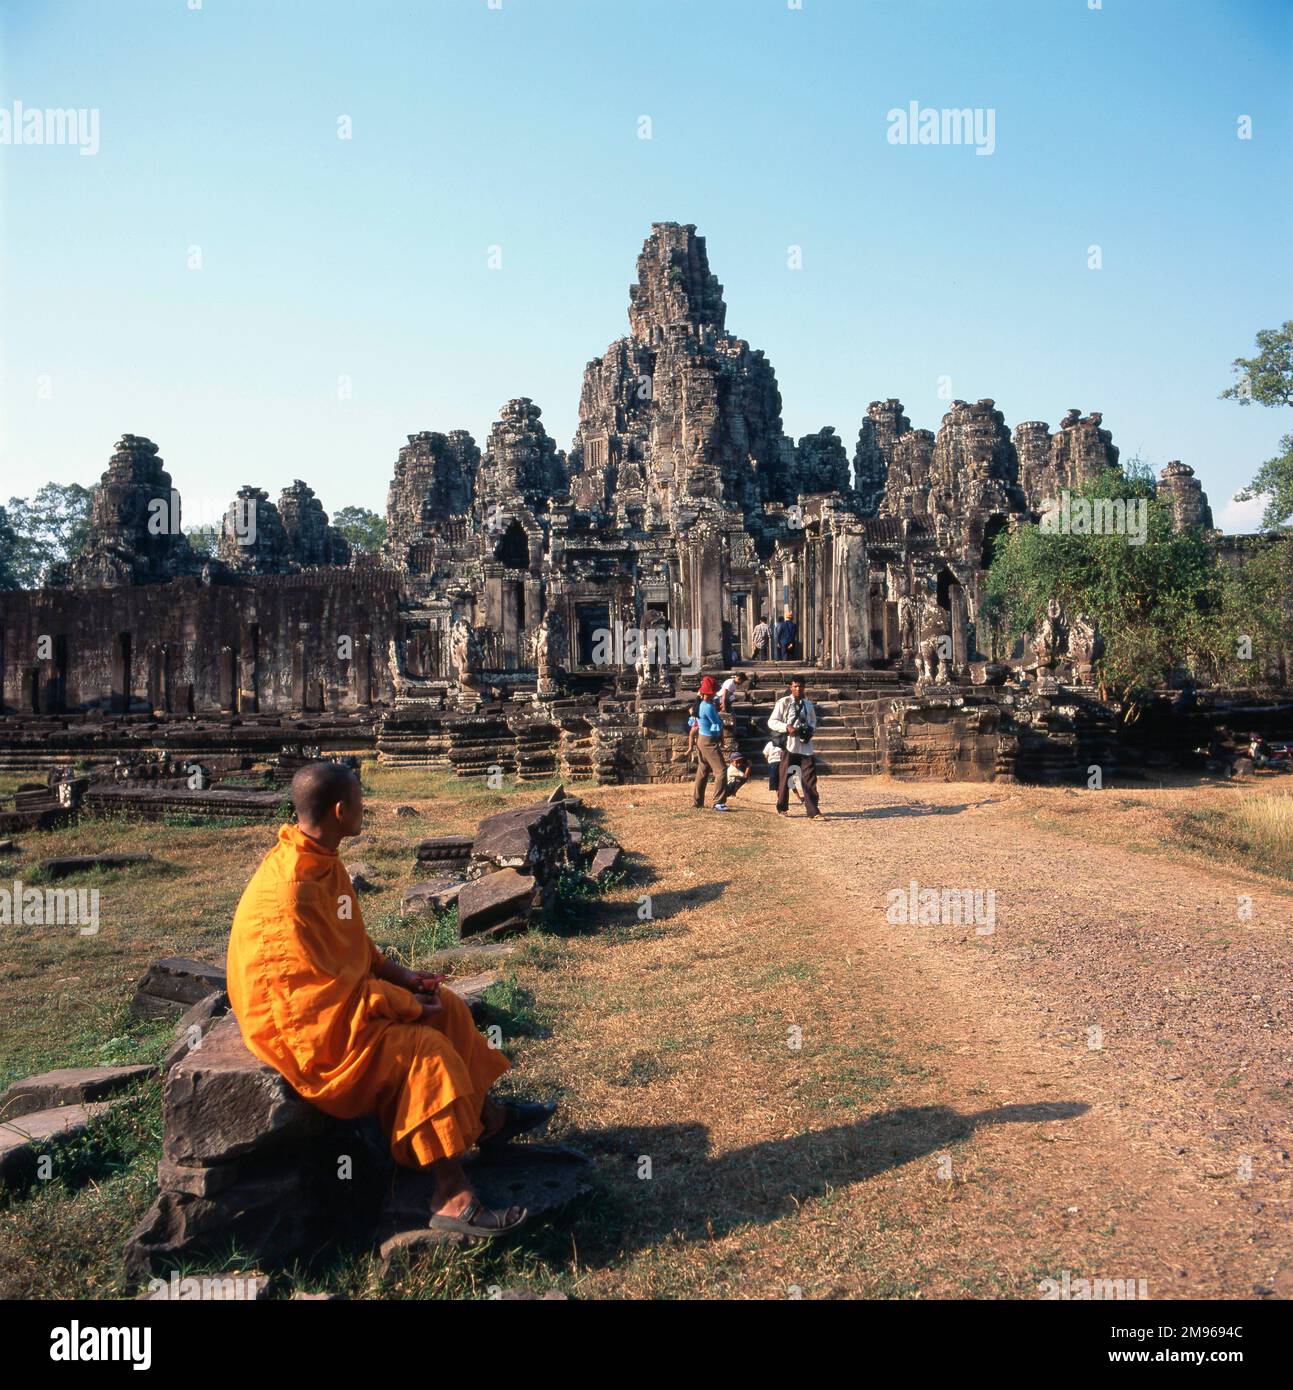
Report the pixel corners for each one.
[692,675,730,812]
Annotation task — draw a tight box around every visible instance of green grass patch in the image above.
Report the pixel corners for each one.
[371,906,460,965]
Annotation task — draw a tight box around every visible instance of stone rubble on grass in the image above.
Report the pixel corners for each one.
[0,838,16,854]
[0,1064,154,1120]
[41,851,154,878]
[588,845,624,883]
[446,973,499,1021]
[0,1102,114,1184]
[124,1013,390,1280]
[398,798,624,941]
[469,803,568,908]
[414,834,474,874]
[399,877,463,915]
[457,868,540,939]
[345,861,377,892]
[130,956,228,1020]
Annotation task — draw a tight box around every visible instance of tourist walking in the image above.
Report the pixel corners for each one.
[775,608,798,661]
[768,674,820,818]
[752,616,771,662]
[692,675,729,812]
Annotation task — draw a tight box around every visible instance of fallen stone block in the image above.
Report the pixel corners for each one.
[0,838,16,855]
[345,862,377,892]
[413,835,474,873]
[378,1145,589,1267]
[127,1115,392,1281]
[0,1103,113,1184]
[0,1064,154,1121]
[456,869,538,938]
[162,1014,329,1165]
[470,802,568,906]
[422,941,518,970]
[394,805,418,818]
[161,991,231,1074]
[41,852,153,878]
[131,957,228,1020]
[378,1144,591,1269]
[399,878,463,915]
[446,973,499,1021]
[588,845,624,883]
[126,1175,315,1282]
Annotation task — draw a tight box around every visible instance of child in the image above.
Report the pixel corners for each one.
[762,739,804,801]
[723,752,752,802]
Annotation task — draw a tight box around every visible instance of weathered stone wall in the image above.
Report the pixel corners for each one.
[0,569,405,715]
[883,697,1010,781]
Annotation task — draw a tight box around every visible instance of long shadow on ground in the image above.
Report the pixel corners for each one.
[821,800,996,820]
[557,1100,1088,1255]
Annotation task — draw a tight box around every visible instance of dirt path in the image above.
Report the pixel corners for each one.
[530,778,1293,1299]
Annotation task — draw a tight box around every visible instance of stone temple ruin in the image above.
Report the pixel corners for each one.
[0,222,1284,796]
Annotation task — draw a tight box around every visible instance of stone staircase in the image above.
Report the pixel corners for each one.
[704,669,914,778]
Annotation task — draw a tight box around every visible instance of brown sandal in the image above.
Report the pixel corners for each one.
[428,1197,528,1239]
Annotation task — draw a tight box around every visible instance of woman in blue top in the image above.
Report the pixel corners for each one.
[691,676,729,811]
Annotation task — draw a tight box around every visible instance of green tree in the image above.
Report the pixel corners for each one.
[1221,321,1293,529]
[332,505,387,553]
[984,470,1224,712]
[1206,533,1293,686]
[3,481,94,587]
[0,505,21,590]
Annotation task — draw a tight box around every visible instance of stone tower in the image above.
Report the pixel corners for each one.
[571,222,793,527]
[1158,460,1214,531]
[67,435,194,588]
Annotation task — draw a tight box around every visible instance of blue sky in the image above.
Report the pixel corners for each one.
[1,0,1290,532]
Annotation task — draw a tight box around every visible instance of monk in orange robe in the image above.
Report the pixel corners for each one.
[228,761,552,1238]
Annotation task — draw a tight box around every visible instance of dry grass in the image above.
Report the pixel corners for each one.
[2,767,1291,1299]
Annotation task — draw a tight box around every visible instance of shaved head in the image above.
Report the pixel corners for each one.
[291,760,359,829]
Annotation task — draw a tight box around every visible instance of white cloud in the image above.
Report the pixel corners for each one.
[1214,492,1266,535]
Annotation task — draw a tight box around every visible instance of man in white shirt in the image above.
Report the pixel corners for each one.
[767,674,820,818]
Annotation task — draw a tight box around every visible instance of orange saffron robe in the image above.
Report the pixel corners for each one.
[227,825,509,1167]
